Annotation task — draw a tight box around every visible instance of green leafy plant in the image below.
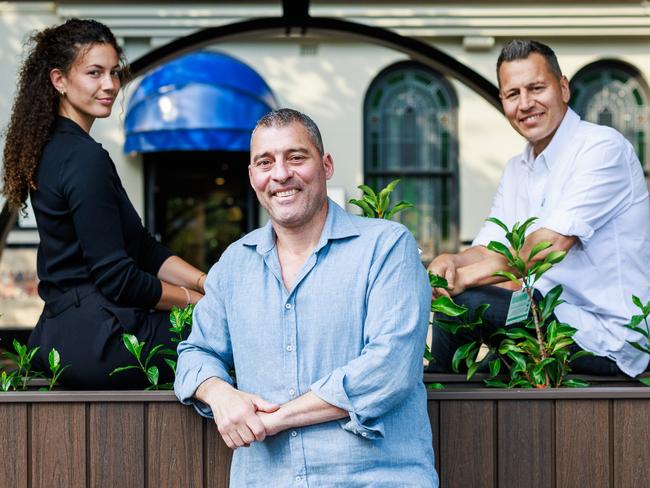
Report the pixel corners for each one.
[624,296,650,386]
[431,217,590,388]
[349,179,414,219]
[43,348,69,391]
[1,370,17,392]
[110,304,194,389]
[169,304,194,343]
[2,339,41,390]
[110,334,175,390]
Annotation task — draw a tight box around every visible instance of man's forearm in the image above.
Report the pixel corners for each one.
[260,391,348,436]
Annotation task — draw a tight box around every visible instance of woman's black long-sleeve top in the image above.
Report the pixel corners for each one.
[31,116,172,307]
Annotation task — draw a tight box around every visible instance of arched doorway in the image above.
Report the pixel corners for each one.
[124,51,278,269]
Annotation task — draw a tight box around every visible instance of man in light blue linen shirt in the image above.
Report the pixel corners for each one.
[428,40,650,377]
[175,108,438,487]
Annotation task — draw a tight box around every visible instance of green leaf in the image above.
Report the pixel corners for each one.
[122,334,141,359]
[492,270,519,283]
[551,338,575,354]
[507,351,527,373]
[164,358,177,374]
[385,201,415,220]
[563,378,590,388]
[569,350,593,361]
[512,256,526,275]
[519,216,539,236]
[639,377,650,387]
[534,263,552,280]
[384,179,401,193]
[427,382,445,390]
[543,250,566,265]
[358,184,377,201]
[528,241,552,261]
[431,296,468,317]
[423,342,434,362]
[631,295,643,309]
[486,217,509,234]
[489,358,501,378]
[147,366,159,386]
[486,241,514,262]
[452,341,477,373]
[484,379,509,388]
[429,273,449,289]
[466,361,481,380]
[48,348,61,371]
[145,344,165,367]
[540,285,564,322]
[348,199,375,218]
[109,365,140,376]
[504,328,535,341]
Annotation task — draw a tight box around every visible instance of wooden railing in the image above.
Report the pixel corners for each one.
[1,377,650,487]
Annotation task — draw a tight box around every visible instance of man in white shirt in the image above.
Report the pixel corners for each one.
[428,40,650,377]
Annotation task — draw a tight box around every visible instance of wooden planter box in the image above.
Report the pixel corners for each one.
[1,379,649,488]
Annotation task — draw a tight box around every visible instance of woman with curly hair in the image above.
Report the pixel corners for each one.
[2,19,207,388]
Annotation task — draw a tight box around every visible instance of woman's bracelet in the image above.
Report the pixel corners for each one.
[196,273,207,290]
[180,286,191,307]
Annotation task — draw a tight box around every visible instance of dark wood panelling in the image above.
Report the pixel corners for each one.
[427,400,440,476]
[556,400,609,488]
[147,402,203,488]
[89,403,145,488]
[613,399,650,488]
[0,404,27,488]
[204,419,232,488]
[498,400,554,488]
[30,403,85,488]
[440,400,495,488]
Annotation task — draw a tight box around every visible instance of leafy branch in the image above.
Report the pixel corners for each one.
[624,296,650,386]
[349,179,414,219]
[430,217,590,388]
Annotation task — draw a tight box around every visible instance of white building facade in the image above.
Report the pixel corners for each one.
[1,1,648,326]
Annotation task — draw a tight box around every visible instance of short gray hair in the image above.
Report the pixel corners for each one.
[497,40,563,85]
[252,108,324,156]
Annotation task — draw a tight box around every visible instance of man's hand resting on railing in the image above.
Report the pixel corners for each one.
[195,377,279,449]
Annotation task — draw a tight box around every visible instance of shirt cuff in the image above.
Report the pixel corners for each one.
[539,209,594,244]
[310,371,384,439]
[174,363,234,419]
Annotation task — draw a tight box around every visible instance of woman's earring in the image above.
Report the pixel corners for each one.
[58,89,65,96]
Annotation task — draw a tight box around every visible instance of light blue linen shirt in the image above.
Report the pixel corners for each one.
[175,200,438,488]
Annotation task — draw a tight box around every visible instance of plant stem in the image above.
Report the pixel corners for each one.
[524,283,550,387]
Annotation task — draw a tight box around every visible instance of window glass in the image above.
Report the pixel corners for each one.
[365,62,459,261]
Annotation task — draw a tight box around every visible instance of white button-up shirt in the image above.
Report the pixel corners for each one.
[473,108,650,376]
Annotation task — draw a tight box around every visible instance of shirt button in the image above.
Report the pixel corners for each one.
[289,388,296,397]
[286,345,293,352]
[291,430,298,437]
[361,432,368,437]
[295,475,302,482]
[285,303,292,309]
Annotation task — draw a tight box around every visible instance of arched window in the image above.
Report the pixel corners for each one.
[570,61,650,172]
[364,62,459,261]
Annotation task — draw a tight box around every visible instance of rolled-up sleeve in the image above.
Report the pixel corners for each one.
[538,136,632,245]
[310,228,431,439]
[174,264,234,418]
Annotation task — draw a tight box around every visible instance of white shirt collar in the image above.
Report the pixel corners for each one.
[519,107,580,172]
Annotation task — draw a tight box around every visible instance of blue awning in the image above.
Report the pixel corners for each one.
[124,51,279,153]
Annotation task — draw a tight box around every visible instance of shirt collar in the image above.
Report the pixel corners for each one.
[519,107,580,171]
[54,116,92,140]
[241,198,360,255]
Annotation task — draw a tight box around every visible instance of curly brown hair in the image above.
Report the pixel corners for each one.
[2,18,128,209]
